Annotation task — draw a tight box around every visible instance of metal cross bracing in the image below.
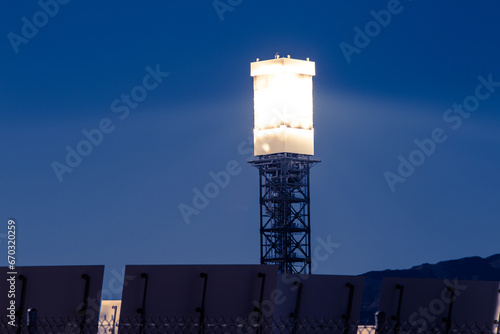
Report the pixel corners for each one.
[249,153,320,274]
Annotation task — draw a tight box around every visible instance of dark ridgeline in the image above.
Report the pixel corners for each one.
[359,253,500,323]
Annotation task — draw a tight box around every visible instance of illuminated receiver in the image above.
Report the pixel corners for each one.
[251,56,315,156]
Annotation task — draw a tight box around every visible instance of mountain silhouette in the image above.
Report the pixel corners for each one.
[359,254,500,323]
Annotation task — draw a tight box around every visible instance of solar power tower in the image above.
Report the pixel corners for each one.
[249,55,320,274]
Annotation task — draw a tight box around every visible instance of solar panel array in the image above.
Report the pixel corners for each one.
[119,264,279,320]
[1,265,499,333]
[377,277,500,332]
[0,265,104,333]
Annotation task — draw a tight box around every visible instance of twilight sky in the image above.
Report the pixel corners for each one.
[1,0,499,299]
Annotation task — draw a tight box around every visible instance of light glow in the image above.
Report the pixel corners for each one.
[251,57,315,156]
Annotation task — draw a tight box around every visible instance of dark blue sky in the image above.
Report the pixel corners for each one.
[2,0,499,298]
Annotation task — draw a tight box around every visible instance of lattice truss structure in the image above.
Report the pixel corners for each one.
[250,153,320,274]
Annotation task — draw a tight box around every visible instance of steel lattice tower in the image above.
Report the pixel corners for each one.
[250,153,319,274]
[249,56,319,274]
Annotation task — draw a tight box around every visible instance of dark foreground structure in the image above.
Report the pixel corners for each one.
[2,316,498,334]
[2,265,499,334]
